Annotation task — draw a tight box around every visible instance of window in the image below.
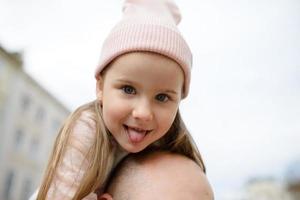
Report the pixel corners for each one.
[35,106,45,123]
[14,129,24,150]
[21,94,31,112]
[3,170,15,200]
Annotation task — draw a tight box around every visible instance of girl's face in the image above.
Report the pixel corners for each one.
[97,52,184,153]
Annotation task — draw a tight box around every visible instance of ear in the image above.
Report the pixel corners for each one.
[96,76,104,101]
[98,193,113,200]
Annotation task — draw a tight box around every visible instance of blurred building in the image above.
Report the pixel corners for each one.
[286,159,300,200]
[244,177,293,200]
[0,45,70,200]
[288,183,300,200]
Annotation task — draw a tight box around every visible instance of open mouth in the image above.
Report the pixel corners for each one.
[123,125,152,143]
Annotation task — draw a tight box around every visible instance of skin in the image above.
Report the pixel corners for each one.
[96,52,184,153]
[99,151,214,200]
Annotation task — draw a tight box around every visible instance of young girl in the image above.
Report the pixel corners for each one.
[36,0,206,199]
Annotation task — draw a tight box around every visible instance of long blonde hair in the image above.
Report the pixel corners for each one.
[37,100,205,199]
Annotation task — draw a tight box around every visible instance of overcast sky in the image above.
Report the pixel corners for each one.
[1,0,300,198]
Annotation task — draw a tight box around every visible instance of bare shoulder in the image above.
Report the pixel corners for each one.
[178,155,214,200]
[139,152,215,199]
[196,169,215,200]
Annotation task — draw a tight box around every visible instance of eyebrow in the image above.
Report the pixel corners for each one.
[115,78,179,95]
[163,89,178,95]
[115,78,138,86]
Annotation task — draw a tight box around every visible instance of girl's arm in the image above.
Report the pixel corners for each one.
[46,111,98,200]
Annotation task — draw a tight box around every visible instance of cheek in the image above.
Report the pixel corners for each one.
[156,108,178,133]
[102,98,130,126]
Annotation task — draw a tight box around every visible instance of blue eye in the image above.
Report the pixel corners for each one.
[122,85,136,94]
[156,94,169,102]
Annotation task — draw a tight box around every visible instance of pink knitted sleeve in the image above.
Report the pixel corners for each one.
[46,110,98,200]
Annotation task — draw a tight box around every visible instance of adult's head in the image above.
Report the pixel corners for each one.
[100,151,214,200]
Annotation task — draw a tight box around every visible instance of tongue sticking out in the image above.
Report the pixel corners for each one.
[127,128,147,143]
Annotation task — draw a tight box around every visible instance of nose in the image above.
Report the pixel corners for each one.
[132,99,153,122]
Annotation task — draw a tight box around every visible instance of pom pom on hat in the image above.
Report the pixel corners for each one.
[95,0,192,98]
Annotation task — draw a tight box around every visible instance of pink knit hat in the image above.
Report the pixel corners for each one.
[95,0,192,98]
